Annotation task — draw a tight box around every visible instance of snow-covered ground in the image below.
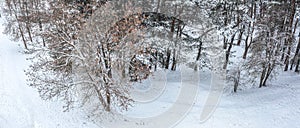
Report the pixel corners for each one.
[177,71,300,128]
[1,16,300,128]
[0,18,99,128]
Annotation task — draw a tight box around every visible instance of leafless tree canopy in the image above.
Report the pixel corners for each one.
[2,0,300,117]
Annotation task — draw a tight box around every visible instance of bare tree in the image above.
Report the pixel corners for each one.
[25,2,146,115]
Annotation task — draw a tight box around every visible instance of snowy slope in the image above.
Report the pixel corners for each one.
[0,18,99,128]
[1,13,300,128]
[176,71,300,128]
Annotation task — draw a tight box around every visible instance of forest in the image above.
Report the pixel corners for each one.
[1,0,300,117]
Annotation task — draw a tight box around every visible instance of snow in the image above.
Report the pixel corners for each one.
[0,18,99,128]
[1,12,300,128]
[176,71,300,128]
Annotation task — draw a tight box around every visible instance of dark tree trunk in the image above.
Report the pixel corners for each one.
[295,56,300,72]
[106,89,111,112]
[13,8,27,49]
[290,34,300,70]
[243,37,249,59]
[284,46,291,71]
[223,36,228,49]
[154,51,158,71]
[223,33,236,69]
[243,8,254,60]
[24,2,33,42]
[262,64,272,87]
[233,79,238,92]
[165,48,171,69]
[196,41,202,61]
[17,24,27,49]
[284,0,296,71]
[281,45,286,61]
[233,70,240,93]
[26,25,33,42]
[259,67,267,88]
[236,30,244,46]
[171,49,176,71]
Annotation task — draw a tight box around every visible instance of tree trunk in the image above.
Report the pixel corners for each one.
[18,24,28,49]
[281,45,286,61]
[259,67,267,88]
[223,33,235,69]
[262,64,272,87]
[243,36,249,59]
[165,48,171,69]
[24,2,33,42]
[233,79,238,93]
[291,33,300,70]
[284,46,291,71]
[171,49,176,71]
[243,8,254,60]
[295,55,300,72]
[284,0,296,71]
[196,41,202,61]
[236,29,244,46]
[154,51,158,71]
[223,36,228,49]
[233,69,240,93]
[12,5,28,49]
[106,89,111,112]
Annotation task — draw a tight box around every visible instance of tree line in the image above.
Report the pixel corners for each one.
[1,0,300,116]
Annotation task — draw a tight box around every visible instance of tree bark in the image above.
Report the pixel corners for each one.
[12,2,28,49]
[223,33,236,69]
[284,46,291,71]
[291,32,300,70]
[259,67,267,88]
[196,41,202,61]
[284,0,296,71]
[171,49,176,71]
[236,29,244,46]
[243,34,250,59]
[165,48,171,69]
[295,55,300,72]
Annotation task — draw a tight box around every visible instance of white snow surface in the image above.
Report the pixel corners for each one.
[0,18,99,128]
[1,17,300,128]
